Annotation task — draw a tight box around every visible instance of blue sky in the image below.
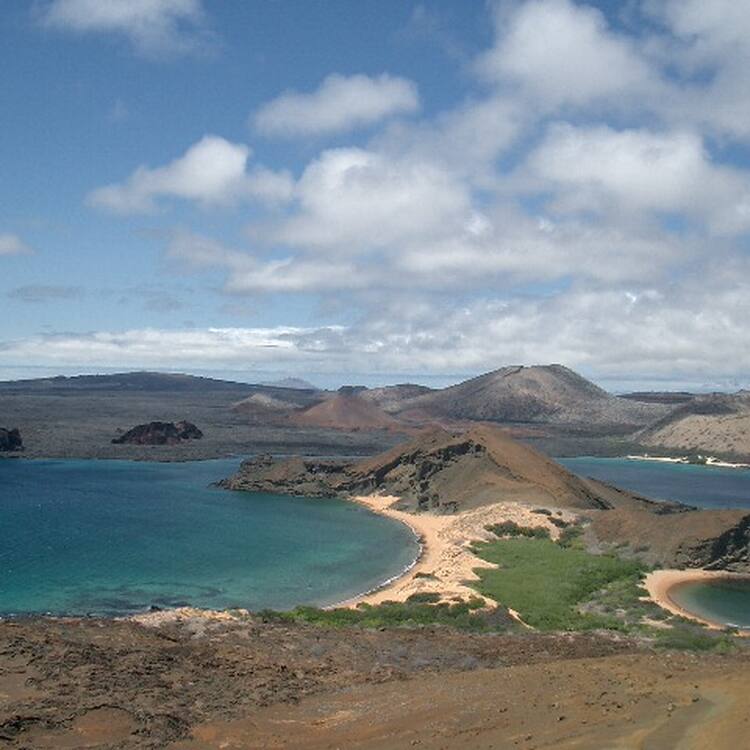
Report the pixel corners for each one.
[2,0,750,390]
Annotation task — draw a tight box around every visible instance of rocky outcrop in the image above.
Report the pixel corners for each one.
[220,425,647,513]
[590,507,750,572]
[112,421,203,445]
[0,427,23,452]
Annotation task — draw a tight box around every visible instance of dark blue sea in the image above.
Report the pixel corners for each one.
[558,456,750,509]
[0,458,418,616]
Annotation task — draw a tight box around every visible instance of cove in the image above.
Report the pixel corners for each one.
[669,578,750,631]
[0,458,419,616]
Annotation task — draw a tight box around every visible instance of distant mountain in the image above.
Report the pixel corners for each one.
[358,383,435,413]
[0,371,253,393]
[259,377,319,391]
[389,365,670,429]
[638,391,750,458]
[620,391,697,405]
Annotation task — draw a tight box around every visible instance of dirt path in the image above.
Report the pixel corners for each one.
[171,653,750,750]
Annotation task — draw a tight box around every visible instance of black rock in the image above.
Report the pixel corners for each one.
[0,427,23,452]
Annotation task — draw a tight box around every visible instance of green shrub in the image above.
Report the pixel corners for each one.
[485,521,550,539]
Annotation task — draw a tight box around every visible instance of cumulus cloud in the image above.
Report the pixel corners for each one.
[0,233,32,256]
[522,124,750,234]
[254,74,420,137]
[476,0,659,108]
[40,0,212,58]
[267,147,473,251]
[88,135,293,214]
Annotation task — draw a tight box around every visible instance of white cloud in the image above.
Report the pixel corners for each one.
[3,271,749,386]
[254,73,420,137]
[0,233,32,256]
[523,124,750,234]
[41,0,211,57]
[266,147,473,251]
[476,0,658,108]
[88,135,293,214]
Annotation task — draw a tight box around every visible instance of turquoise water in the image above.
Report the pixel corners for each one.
[558,456,750,509]
[0,458,418,616]
[669,579,750,631]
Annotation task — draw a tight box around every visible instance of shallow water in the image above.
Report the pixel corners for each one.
[669,579,750,631]
[0,458,418,616]
[558,456,750,509]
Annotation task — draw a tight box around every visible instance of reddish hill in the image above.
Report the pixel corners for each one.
[290,392,406,431]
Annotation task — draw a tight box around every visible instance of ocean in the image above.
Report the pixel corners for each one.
[558,456,750,509]
[0,458,418,616]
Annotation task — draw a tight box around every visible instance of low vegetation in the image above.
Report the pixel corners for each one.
[258,595,507,632]
[472,536,646,631]
[485,521,550,539]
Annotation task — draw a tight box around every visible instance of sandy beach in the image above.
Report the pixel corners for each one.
[644,569,750,631]
[346,495,578,607]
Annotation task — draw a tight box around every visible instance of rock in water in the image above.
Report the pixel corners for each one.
[112,421,203,445]
[0,427,23,452]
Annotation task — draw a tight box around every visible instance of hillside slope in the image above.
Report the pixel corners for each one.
[392,365,669,429]
[222,424,649,512]
[638,391,750,458]
[290,391,406,431]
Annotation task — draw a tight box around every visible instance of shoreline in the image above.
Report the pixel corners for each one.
[644,569,750,633]
[626,454,750,470]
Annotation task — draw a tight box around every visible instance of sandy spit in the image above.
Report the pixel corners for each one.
[342,495,578,607]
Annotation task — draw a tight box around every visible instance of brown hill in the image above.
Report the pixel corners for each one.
[637,391,750,458]
[358,384,435,413]
[390,365,670,430]
[221,424,750,571]
[222,424,645,513]
[289,392,406,432]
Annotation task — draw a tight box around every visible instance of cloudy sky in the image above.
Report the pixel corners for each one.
[2,0,750,390]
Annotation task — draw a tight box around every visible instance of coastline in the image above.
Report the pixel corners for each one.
[339,495,577,608]
[626,454,750,470]
[644,569,750,632]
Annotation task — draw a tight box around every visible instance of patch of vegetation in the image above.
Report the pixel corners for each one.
[485,521,550,539]
[654,626,737,653]
[258,598,512,632]
[406,592,441,604]
[471,537,646,631]
[558,524,584,548]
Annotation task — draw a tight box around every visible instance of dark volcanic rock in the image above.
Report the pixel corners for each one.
[112,420,203,445]
[0,427,23,452]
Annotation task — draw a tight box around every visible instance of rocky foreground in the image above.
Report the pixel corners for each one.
[0,614,748,749]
